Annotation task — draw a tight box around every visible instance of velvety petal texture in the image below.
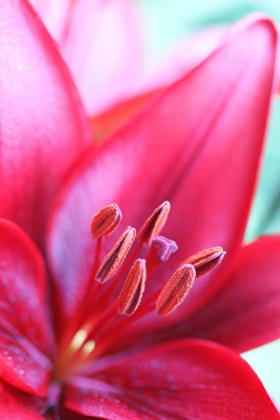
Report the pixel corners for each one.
[47,18,278,336]
[176,235,280,353]
[0,0,91,245]
[0,219,53,395]
[65,340,280,419]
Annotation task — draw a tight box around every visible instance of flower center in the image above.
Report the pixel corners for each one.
[52,201,225,389]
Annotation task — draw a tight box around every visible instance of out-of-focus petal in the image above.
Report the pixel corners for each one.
[61,0,142,116]
[0,380,44,419]
[47,17,278,337]
[0,0,91,246]
[0,219,54,354]
[138,25,228,93]
[0,219,53,395]
[91,90,160,142]
[91,25,227,141]
[172,235,280,353]
[28,0,72,43]
[65,339,280,419]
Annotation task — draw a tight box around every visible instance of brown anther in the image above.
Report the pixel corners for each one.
[156,264,196,316]
[96,227,136,284]
[90,203,122,239]
[184,246,225,277]
[137,201,171,246]
[118,259,146,316]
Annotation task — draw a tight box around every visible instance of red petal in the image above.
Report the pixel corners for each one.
[176,235,280,353]
[0,337,52,397]
[90,25,227,141]
[90,90,159,142]
[0,219,54,395]
[47,18,278,335]
[0,0,91,246]
[64,339,280,419]
[0,379,44,419]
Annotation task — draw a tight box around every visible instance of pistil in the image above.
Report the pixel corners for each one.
[145,236,178,276]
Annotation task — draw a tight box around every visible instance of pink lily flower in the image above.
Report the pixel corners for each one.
[0,1,280,418]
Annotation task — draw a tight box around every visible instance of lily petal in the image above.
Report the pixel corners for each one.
[0,379,43,419]
[61,0,142,116]
[173,235,280,353]
[91,25,227,141]
[65,339,280,419]
[0,0,91,246]
[0,219,53,395]
[47,17,278,335]
[29,0,72,44]
[137,24,228,94]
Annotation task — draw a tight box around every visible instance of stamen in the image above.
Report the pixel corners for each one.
[156,264,196,316]
[137,201,170,246]
[184,246,226,277]
[96,226,136,284]
[82,340,96,355]
[70,329,88,350]
[90,203,122,238]
[118,259,146,316]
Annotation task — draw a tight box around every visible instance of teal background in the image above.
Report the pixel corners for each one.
[136,0,280,404]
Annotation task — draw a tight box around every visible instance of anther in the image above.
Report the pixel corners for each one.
[137,201,170,246]
[184,246,225,277]
[90,203,122,238]
[95,226,136,284]
[156,264,196,316]
[118,259,146,316]
[81,340,96,355]
[70,329,88,351]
